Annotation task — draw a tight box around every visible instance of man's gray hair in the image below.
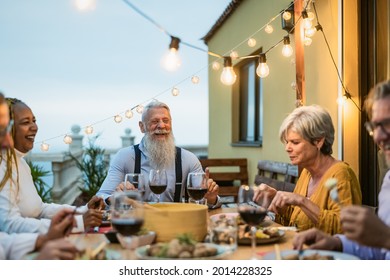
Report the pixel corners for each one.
[141,101,171,122]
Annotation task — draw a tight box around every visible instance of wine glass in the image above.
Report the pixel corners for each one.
[187,172,208,204]
[110,191,144,251]
[124,173,145,197]
[237,184,268,260]
[148,169,167,203]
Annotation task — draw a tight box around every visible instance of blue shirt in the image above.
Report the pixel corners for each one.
[337,169,390,260]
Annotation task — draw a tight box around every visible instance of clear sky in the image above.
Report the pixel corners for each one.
[0,0,231,152]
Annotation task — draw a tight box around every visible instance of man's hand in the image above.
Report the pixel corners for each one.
[293,228,342,251]
[87,195,105,210]
[341,205,390,249]
[204,167,219,205]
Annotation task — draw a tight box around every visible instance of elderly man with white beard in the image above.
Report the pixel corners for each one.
[97,101,221,209]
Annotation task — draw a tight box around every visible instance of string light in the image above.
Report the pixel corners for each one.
[161,36,181,72]
[171,87,180,96]
[136,105,144,114]
[220,57,237,86]
[125,109,134,119]
[302,10,313,29]
[40,142,49,152]
[114,115,123,123]
[191,76,200,84]
[85,126,93,134]
[256,53,269,78]
[230,51,238,59]
[247,38,256,47]
[282,11,292,21]
[282,36,293,57]
[212,61,221,70]
[303,36,313,46]
[265,24,274,34]
[63,135,73,144]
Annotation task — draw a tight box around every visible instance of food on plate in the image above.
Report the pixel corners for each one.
[238,225,281,239]
[146,233,218,258]
[283,253,334,260]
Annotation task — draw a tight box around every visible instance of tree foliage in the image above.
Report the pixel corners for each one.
[27,160,53,203]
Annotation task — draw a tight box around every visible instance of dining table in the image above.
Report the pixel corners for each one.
[68,205,297,260]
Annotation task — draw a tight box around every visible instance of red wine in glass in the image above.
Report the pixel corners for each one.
[111,217,144,236]
[238,207,267,226]
[149,184,167,195]
[187,188,208,201]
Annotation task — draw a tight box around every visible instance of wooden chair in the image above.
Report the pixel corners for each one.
[254,160,299,192]
[199,158,248,203]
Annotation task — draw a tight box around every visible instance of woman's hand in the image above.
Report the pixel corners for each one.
[253,183,277,208]
[268,191,304,214]
[204,167,219,205]
[35,239,78,260]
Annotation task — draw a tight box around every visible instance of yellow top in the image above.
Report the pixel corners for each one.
[276,162,362,235]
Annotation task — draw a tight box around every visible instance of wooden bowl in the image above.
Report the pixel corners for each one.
[144,203,208,242]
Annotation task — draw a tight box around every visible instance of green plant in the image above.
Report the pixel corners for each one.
[27,161,53,203]
[69,135,109,203]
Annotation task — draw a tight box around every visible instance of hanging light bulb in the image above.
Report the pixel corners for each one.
[191,76,200,84]
[40,142,49,152]
[302,10,313,29]
[307,11,315,21]
[63,135,73,144]
[282,36,293,57]
[125,109,133,119]
[247,38,256,47]
[136,105,144,114]
[303,36,313,46]
[305,26,317,37]
[282,11,292,21]
[171,87,180,96]
[114,115,122,123]
[161,36,181,72]
[85,126,93,134]
[212,61,220,70]
[265,24,274,34]
[220,57,237,86]
[74,0,96,11]
[256,53,269,78]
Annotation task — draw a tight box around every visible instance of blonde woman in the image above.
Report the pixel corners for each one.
[254,105,362,234]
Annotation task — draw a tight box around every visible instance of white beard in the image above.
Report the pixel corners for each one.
[143,130,176,169]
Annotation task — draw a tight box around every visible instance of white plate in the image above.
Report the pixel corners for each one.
[263,249,360,260]
[135,243,231,260]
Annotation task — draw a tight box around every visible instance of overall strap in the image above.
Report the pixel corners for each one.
[173,147,183,202]
[134,144,183,202]
[133,144,141,174]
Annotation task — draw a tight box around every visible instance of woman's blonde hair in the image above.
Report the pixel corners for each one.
[279,105,335,155]
[0,98,24,192]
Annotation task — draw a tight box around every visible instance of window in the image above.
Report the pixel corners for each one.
[232,57,263,147]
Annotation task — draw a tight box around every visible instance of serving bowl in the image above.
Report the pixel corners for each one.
[144,203,208,242]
